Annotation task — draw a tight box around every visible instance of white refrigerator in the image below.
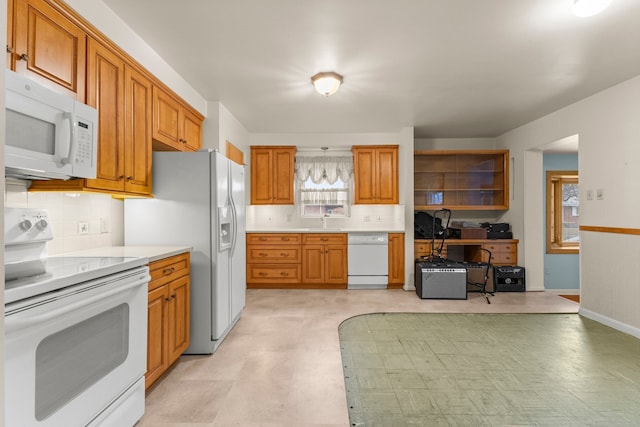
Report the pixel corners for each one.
[124,150,245,354]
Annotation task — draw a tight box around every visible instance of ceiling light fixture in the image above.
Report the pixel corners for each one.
[572,0,612,17]
[311,71,343,96]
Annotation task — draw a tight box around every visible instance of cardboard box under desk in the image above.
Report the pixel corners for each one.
[460,228,487,239]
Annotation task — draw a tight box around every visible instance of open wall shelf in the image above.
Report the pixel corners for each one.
[414,150,509,210]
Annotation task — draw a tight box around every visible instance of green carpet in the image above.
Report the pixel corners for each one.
[338,313,640,426]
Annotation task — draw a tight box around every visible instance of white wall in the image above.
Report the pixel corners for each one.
[498,74,640,336]
[1,0,7,416]
[64,0,206,115]
[415,137,497,151]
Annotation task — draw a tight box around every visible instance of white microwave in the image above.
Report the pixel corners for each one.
[5,69,98,181]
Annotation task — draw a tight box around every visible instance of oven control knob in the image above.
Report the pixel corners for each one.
[35,219,48,230]
[19,219,33,231]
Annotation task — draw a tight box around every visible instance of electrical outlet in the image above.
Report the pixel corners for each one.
[596,189,604,200]
[78,221,89,235]
[376,216,382,222]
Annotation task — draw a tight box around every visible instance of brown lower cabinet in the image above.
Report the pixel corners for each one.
[247,233,347,288]
[414,239,518,266]
[301,234,347,287]
[146,252,190,390]
[387,233,405,288]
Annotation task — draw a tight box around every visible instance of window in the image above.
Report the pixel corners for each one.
[546,170,579,254]
[295,150,353,217]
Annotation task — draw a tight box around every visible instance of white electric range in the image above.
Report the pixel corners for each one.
[4,207,150,427]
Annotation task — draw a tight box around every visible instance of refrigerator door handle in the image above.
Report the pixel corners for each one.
[229,193,238,257]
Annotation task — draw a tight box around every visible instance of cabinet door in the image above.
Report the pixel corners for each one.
[146,285,169,390]
[272,147,295,204]
[377,147,399,204]
[250,147,273,204]
[325,245,347,285]
[124,65,153,195]
[167,276,190,364]
[152,87,182,150]
[353,147,377,204]
[7,0,14,68]
[388,233,405,287]
[302,245,325,284]
[13,0,86,100]
[86,38,125,193]
[181,108,202,152]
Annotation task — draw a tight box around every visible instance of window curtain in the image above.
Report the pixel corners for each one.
[295,151,353,205]
[295,151,353,185]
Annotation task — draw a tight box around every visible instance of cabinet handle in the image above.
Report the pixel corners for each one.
[282,237,290,241]
[18,53,28,61]
[127,176,133,181]
[258,252,268,257]
[165,297,172,302]
[259,237,267,241]
[321,238,328,242]
[280,272,289,277]
[163,267,175,276]
[281,253,289,257]
[258,272,267,276]
[6,45,14,54]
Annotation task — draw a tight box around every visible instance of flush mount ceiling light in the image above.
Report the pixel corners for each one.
[311,71,343,96]
[573,0,612,17]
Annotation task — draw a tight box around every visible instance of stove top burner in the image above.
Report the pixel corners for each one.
[5,256,148,305]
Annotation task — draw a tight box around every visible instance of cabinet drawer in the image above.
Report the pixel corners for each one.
[247,264,301,283]
[491,252,516,264]
[247,246,301,263]
[302,233,346,245]
[247,233,301,244]
[149,252,190,291]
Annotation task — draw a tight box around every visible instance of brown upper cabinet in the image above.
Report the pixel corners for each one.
[152,87,203,152]
[414,150,509,210]
[13,0,203,196]
[250,146,296,205]
[352,145,399,204]
[30,38,152,196]
[9,0,86,100]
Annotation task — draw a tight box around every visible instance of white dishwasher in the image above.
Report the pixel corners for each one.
[347,233,388,289]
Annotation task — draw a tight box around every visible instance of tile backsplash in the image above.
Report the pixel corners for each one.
[246,204,405,231]
[5,179,124,254]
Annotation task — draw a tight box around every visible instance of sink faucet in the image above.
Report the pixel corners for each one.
[320,214,329,229]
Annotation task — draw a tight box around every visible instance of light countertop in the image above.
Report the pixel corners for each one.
[246,228,405,233]
[59,246,192,263]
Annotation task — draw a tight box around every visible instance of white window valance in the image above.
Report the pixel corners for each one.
[295,151,354,185]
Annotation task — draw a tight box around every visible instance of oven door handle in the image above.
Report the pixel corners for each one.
[5,274,150,333]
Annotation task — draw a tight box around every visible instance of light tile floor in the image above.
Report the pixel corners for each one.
[340,312,640,426]
[139,289,579,426]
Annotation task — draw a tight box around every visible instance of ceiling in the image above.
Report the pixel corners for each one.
[101,0,640,138]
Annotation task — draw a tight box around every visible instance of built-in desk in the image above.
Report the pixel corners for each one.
[414,239,518,266]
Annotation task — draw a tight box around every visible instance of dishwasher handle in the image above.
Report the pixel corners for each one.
[347,233,388,245]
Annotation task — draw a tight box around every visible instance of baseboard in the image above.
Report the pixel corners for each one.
[579,307,640,339]
[546,289,580,295]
